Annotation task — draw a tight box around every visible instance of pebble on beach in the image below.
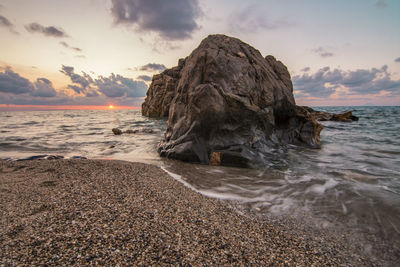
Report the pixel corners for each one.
[0,159,382,265]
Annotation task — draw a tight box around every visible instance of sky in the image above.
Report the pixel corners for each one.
[0,0,399,110]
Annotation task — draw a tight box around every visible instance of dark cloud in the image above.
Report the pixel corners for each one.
[60,65,147,98]
[111,0,202,40]
[137,63,166,72]
[60,41,69,48]
[293,65,400,98]
[60,65,74,75]
[86,90,99,97]
[0,93,67,106]
[375,0,387,8]
[312,47,334,58]
[137,75,152,81]
[0,14,18,34]
[0,67,147,107]
[32,78,57,97]
[66,85,85,94]
[0,68,34,94]
[228,5,292,33]
[395,57,400,63]
[60,41,82,52]
[95,74,147,98]
[0,89,145,107]
[0,68,57,98]
[25,22,68,38]
[292,67,339,97]
[301,67,310,72]
[0,15,12,27]
[320,52,334,58]
[60,65,92,94]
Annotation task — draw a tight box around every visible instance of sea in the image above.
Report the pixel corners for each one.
[1,106,399,262]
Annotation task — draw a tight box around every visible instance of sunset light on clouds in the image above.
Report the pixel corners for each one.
[0,0,399,110]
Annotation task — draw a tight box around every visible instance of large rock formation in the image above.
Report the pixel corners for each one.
[142,59,185,117]
[142,34,325,167]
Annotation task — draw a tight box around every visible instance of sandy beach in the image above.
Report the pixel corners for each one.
[0,159,381,265]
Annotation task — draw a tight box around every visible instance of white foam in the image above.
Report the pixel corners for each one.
[306,178,338,195]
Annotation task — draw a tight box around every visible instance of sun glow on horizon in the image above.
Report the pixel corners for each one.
[109,105,114,109]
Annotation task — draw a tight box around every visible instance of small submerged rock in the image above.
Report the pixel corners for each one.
[70,156,87,159]
[112,128,156,135]
[46,155,64,160]
[142,128,154,134]
[15,155,64,161]
[124,129,138,134]
[301,106,359,122]
[209,152,223,166]
[112,128,123,135]
[16,154,48,161]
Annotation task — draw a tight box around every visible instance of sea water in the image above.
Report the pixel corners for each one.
[1,106,399,261]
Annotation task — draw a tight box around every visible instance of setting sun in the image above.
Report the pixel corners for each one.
[108,105,114,109]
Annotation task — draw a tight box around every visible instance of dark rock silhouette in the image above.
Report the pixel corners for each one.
[112,128,157,135]
[112,128,123,135]
[141,34,354,167]
[300,107,359,122]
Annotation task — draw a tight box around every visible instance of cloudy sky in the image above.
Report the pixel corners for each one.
[0,0,399,109]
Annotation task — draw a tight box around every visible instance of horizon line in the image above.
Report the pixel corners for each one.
[0,104,398,112]
[0,104,140,111]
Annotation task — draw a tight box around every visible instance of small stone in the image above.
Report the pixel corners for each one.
[125,129,138,134]
[209,152,223,166]
[71,156,87,159]
[112,128,123,135]
[237,51,245,58]
[142,128,154,134]
[46,155,64,160]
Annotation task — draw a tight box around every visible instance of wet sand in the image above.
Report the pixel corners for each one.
[0,159,378,265]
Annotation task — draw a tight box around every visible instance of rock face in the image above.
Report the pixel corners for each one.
[142,59,185,117]
[142,34,324,167]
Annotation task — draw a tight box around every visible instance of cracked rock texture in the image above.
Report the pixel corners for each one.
[142,59,185,117]
[142,34,323,167]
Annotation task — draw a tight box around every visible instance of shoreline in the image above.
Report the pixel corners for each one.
[0,158,393,265]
